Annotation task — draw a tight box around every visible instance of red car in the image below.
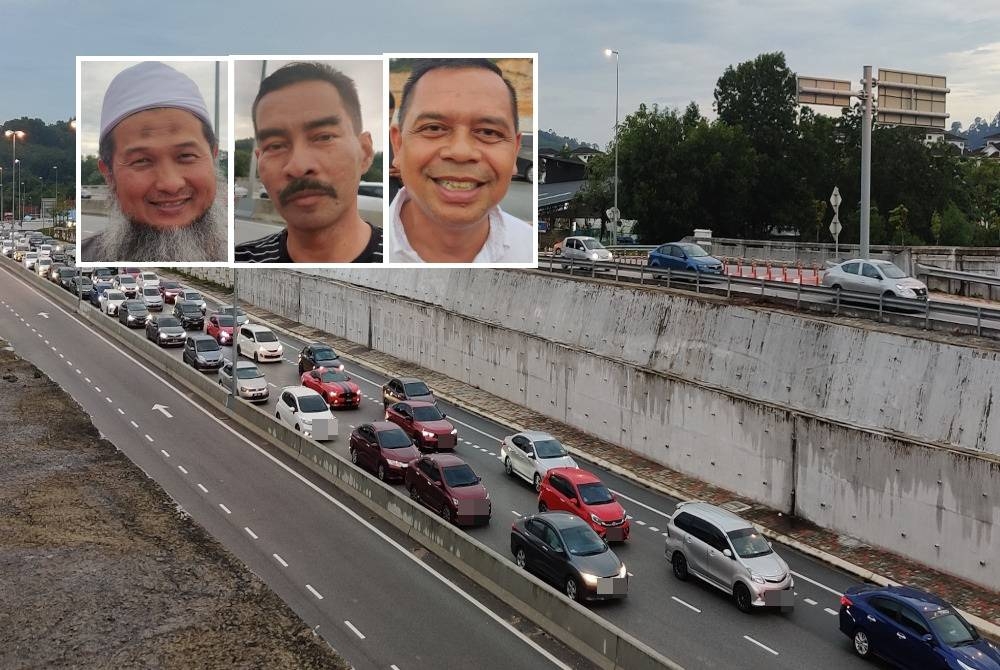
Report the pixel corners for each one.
[349,421,420,482]
[159,280,185,304]
[301,367,361,409]
[405,453,490,526]
[205,312,235,345]
[538,468,630,541]
[385,400,457,451]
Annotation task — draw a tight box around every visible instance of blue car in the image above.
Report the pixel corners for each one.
[839,584,1000,669]
[89,280,114,308]
[646,242,723,274]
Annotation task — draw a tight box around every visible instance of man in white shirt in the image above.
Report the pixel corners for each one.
[388,58,533,263]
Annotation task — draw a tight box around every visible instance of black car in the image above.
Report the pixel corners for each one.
[182,334,224,371]
[92,267,116,283]
[298,342,344,374]
[57,267,80,289]
[70,276,94,299]
[145,315,186,347]
[382,376,435,408]
[510,512,628,603]
[47,263,66,282]
[117,300,149,328]
[173,300,205,330]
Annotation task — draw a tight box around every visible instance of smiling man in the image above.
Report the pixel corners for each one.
[388,58,533,264]
[81,61,226,263]
[234,62,380,263]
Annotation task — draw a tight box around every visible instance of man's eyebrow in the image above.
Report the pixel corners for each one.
[410,112,513,131]
[119,141,204,158]
[256,115,344,143]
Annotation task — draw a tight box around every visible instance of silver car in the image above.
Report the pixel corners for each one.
[178,289,207,314]
[500,430,578,491]
[821,259,928,300]
[557,236,614,268]
[664,501,794,612]
[218,359,269,403]
[140,286,164,311]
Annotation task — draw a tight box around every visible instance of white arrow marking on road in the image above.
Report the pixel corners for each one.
[37,312,49,319]
[152,404,173,418]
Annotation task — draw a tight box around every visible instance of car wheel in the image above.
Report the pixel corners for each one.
[504,457,514,477]
[526,165,534,183]
[831,284,842,291]
[515,546,527,569]
[294,424,300,433]
[377,463,387,482]
[349,448,358,465]
[671,552,689,580]
[734,583,754,613]
[538,501,548,512]
[253,352,259,363]
[275,410,281,420]
[565,576,580,602]
[440,504,454,524]
[408,484,420,502]
[533,473,542,492]
[883,290,895,300]
[852,629,872,658]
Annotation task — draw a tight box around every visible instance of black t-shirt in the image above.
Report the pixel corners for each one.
[234,223,382,263]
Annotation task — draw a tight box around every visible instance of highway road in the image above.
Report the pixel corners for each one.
[0,262,588,670]
[1,261,907,669]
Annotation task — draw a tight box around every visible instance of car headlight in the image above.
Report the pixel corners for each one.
[590,513,602,525]
[749,571,765,584]
[159,333,167,339]
[421,430,435,439]
[127,315,135,321]
[618,564,627,578]
[607,253,614,261]
[451,497,460,506]
[484,490,489,499]
[589,252,598,260]
[895,284,915,295]
[196,356,206,363]
[387,459,407,468]
[580,573,599,586]
[450,428,458,435]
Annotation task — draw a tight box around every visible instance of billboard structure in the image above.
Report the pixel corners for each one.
[876,69,949,128]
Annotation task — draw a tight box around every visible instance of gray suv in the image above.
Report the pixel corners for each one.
[663,501,794,613]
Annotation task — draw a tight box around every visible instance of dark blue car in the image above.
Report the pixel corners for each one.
[839,584,1000,669]
[646,242,723,274]
[89,280,114,308]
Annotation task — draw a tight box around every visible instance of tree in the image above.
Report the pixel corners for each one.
[938,202,973,246]
[930,211,943,245]
[889,204,909,246]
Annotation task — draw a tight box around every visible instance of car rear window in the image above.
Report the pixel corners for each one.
[378,429,413,449]
[297,394,328,413]
[195,339,220,352]
[403,381,430,396]
[442,464,478,488]
[411,405,443,422]
[578,482,614,505]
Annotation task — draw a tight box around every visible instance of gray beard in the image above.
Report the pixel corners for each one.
[98,190,227,262]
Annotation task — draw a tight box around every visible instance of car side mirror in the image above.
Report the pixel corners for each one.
[436,481,446,489]
[922,634,935,646]
[723,549,733,558]
[527,452,536,460]
[290,408,297,413]
[571,498,579,506]
[441,412,447,418]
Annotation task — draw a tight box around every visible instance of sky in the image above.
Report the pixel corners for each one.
[2,0,999,152]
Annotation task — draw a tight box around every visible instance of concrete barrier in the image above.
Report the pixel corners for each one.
[2,257,683,670]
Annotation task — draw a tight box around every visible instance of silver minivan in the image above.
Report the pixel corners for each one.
[664,501,794,612]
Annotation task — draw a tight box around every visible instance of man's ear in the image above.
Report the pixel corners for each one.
[359,131,375,173]
[390,124,403,156]
[511,132,523,176]
[98,159,113,186]
[212,145,220,160]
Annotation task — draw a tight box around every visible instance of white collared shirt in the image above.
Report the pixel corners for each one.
[387,187,534,263]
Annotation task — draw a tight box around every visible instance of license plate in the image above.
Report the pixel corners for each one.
[764,589,795,607]
[605,527,625,542]
[596,577,628,595]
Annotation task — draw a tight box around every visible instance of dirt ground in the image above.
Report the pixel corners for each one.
[0,339,349,670]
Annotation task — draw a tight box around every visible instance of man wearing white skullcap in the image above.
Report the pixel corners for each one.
[81,61,226,262]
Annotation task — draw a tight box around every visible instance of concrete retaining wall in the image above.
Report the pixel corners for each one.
[182,266,999,589]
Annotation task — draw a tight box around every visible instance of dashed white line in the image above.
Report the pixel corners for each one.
[76,369,81,374]
[105,397,112,403]
[344,620,365,639]
[244,527,258,540]
[306,584,324,600]
[824,607,838,616]
[804,598,818,606]
[649,526,659,533]
[197,484,208,493]
[273,554,288,568]
[83,376,90,383]
[744,635,778,655]
[130,420,139,428]
[145,434,154,443]
[511,510,522,517]
[117,408,124,415]
[391,665,400,670]
[671,596,701,613]
[94,386,101,393]
[790,570,843,597]
[66,361,72,366]
[634,519,647,526]
[219,504,232,514]
[177,465,188,475]
[160,449,170,458]
[487,452,497,457]
[58,353,64,358]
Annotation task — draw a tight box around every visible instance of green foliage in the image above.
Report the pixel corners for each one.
[938,202,973,246]
[362,152,383,182]
[930,211,943,245]
[889,204,909,246]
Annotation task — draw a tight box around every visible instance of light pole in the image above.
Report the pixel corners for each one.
[6,129,25,224]
[604,48,620,246]
[0,166,4,226]
[13,160,19,225]
[52,165,58,224]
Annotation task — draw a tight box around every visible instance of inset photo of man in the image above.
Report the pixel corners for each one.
[77,58,230,264]
[232,58,384,265]
[387,55,536,266]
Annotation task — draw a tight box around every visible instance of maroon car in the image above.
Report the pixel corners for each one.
[159,280,185,304]
[349,421,420,483]
[385,400,457,451]
[405,454,491,526]
[301,368,361,409]
[205,312,235,345]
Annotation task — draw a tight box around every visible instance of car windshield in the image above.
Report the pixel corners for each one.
[313,348,337,361]
[678,243,709,257]
[412,405,444,421]
[442,464,479,488]
[533,438,567,459]
[185,292,203,301]
[875,262,907,279]
[403,381,431,396]
[297,395,328,413]
[106,292,125,301]
[143,288,159,296]
[215,315,234,327]
[119,277,135,285]
[156,317,181,328]
[319,370,349,383]
[161,281,180,289]
[236,366,262,380]
[179,304,200,314]
[142,274,157,280]
[561,525,607,556]
[127,303,146,313]
[378,429,413,449]
[255,331,278,343]
[222,307,244,316]
[195,339,219,352]
[928,611,978,646]
[578,482,614,505]
[727,528,773,559]
[580,238,605,251]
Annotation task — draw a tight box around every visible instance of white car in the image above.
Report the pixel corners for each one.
[137,271,160,289]
[358,181,383,227]
[35,258,53,277]
[100,290,127,316]
[236,324,283,363]
[556,236,614,267]
[274,386,335,440]
[177,289,206,314]
[218,359,269,403]
[23,251,39,270]
[500,430,578,491]
[233,185,249,198]
[821,259,928,300]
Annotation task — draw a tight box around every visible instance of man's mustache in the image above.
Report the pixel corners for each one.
[279,178,338,206]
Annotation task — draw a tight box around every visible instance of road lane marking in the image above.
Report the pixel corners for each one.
[105,397,112,403]
[76,369,81,374]
[344,621,365,639]
[306,584,324,600]
[94,386,101,392]
[791,570,842,597]
[58,353,64,358]
[649,526,659,532]
[197,484,208,493]
[804,598,818,606]
[824,608,838,616]
[744,635,779,656]
[635,519,646,526]
[219,504,231,514]
[66,361,72,366]
[130,420,139,428]
[610,489,674,520]
[273,554,288,568]
[160,449,170,458]
[117,408,124,415]
[144,434,154,442]
[83,376,89,382]
[244,527,258,540]
[178,465,188,474]
[671,596,701,613]
[511,510,522,516]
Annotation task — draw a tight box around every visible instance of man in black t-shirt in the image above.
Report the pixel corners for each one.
[235,62,381,263]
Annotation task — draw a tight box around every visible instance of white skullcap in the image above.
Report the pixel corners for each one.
[99,61,213,144]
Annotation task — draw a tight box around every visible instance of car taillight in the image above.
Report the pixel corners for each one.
[840,595,852,607]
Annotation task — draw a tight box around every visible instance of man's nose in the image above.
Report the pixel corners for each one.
[153,162,186,193]
[438,128,481,162]
[282,143,320,178]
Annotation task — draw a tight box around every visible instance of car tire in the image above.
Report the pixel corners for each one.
[515,546,527,570]
[883,290,895,300]
[504,457,514,477]
[408,484,420,502]
[852,629,872,658]
[831,284,842,291]
[377,463,387,482]
[349,449,358,465]
[440,504,454,524]
[538,501,548,512]
[253,352,259,364]
[526,165,534,183]
[533,473,542,492]
[671,552,689,581]
[275,410,281,420]
[734,583,754,613]
[565,576,580,602]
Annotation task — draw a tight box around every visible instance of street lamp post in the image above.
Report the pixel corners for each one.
[38,176,44,221]
[6,129,26,224]
[604,48,620,246]
[52,165,58,224]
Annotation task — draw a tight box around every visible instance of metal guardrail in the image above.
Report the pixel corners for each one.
[538,255,1000,340]
[916,263,1000,288]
